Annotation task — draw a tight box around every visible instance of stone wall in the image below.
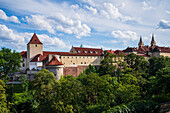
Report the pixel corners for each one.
[63,65,89,77]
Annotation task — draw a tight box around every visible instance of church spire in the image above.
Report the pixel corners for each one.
[138,36,144,47]
[151,34,156,47]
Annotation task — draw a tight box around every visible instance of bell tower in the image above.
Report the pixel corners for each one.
[138,36,144,47]
[27,33,43,68]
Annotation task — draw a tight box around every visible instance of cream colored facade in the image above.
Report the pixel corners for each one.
[60,56,103,67]
[27,44,43,68]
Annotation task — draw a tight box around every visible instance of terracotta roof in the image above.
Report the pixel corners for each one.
[30,54,46,62]
[156,46,170,53]
[105,50,115,54]
[27,33,43,44]
[43,51,103,56]
[46,56,63,66]
[72,47,103,55]
[20,51,27,58]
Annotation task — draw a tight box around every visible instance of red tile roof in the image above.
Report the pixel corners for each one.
[72,47,103,55]
[30,54,46,62]
[20,51,27,58]
[157,46,170,53]
[27,33,43,44]
[46,56,63,66]
[43,51,103,56]
[105,50,115,54]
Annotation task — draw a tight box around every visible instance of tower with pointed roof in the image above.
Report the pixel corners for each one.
[138,36,144,47]
[151,34,156,47]
[27,33,43,68]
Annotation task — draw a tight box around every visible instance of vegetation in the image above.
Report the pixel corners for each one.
[0,49,170,112]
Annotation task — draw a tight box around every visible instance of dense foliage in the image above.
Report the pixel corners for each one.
[0,49,170,112]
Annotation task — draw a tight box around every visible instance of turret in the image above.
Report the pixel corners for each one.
[138,36,144,47]
[151,34,156,47]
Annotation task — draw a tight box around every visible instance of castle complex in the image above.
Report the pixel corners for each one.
[20,33,170,80]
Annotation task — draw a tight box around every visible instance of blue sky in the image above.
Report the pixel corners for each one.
[0,0,170,52]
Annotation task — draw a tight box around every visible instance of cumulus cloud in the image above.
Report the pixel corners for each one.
[0,24,68,51]
[0,24,25,50]
[37,34,68,49]
[112,30,138,41]
[82,0,95,6]
[24,15,56,34]
[157,19,170,29]
[71,4,79,9]
[84,5,97,15]
[0,9,20,23]
[24,14,91,39]
[100,3,134,21]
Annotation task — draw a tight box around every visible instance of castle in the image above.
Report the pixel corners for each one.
[20,33,170,80]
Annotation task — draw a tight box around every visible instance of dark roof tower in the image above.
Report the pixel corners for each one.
[151,34,156,47]
[138,36,144,47]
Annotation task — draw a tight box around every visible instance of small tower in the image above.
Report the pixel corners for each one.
[80,44,83,48]
[138,36,144,47]
[27,33,43,68]
[151,34,156,47]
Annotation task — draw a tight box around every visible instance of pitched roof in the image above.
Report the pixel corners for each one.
[105,50,115,54]
[30,54,46,62]
[156,46,170,53]
[20,51,27,58]
[123,47,137,52]
[27,33,43,44]
[71,47,103,55]
[43,51,103,56]
[46,56,63,66]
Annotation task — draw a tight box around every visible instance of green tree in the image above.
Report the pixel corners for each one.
[19,74,29,92]
[0,48,22,83]
[98,51,116,76]
[31,69,57,113]
[84,64,97,75]
[0,79,10,113]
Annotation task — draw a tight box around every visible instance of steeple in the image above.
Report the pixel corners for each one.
[151,34,156,47]
[138,36,144,47]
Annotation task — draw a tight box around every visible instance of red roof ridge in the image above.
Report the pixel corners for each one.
[46,56,63,66]
[27,33,43,44]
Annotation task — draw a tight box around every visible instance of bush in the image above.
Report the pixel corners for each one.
[86,105,107,113]
[152,94,170,103]
[106,100,160,113]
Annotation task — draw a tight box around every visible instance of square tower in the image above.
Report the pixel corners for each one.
[27,33,43,68]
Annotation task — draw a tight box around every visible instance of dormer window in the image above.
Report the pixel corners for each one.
[84,51,87,53]
[78,50,81,53]
[95,51,98,54]
[35,39,37,41]
[90,51,93,53]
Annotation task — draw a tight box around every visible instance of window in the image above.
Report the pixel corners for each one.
[81,62,83,64]
[68,57,69,58]
[84,51,87,53]
[73,63,75,65]
[71,60,72,62]
[90,51,93,53]
[78,50,81,53]
[23,63,25,67]
[35,44,37,47]
[84,62,86,64]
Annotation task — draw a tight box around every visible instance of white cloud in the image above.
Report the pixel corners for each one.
[82,0,95,6]
[24,14,91,39]
[0,24,25,50]
[0,9,20,23]
[166,10,170,14]
[71,4,79,9]
[112,30,138,41]
[37,34,68,49]
[142,1,153,10]
[84,5,97,15]
[157,19,170,29]
[24,15,56,34]
[100,3,134,21]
